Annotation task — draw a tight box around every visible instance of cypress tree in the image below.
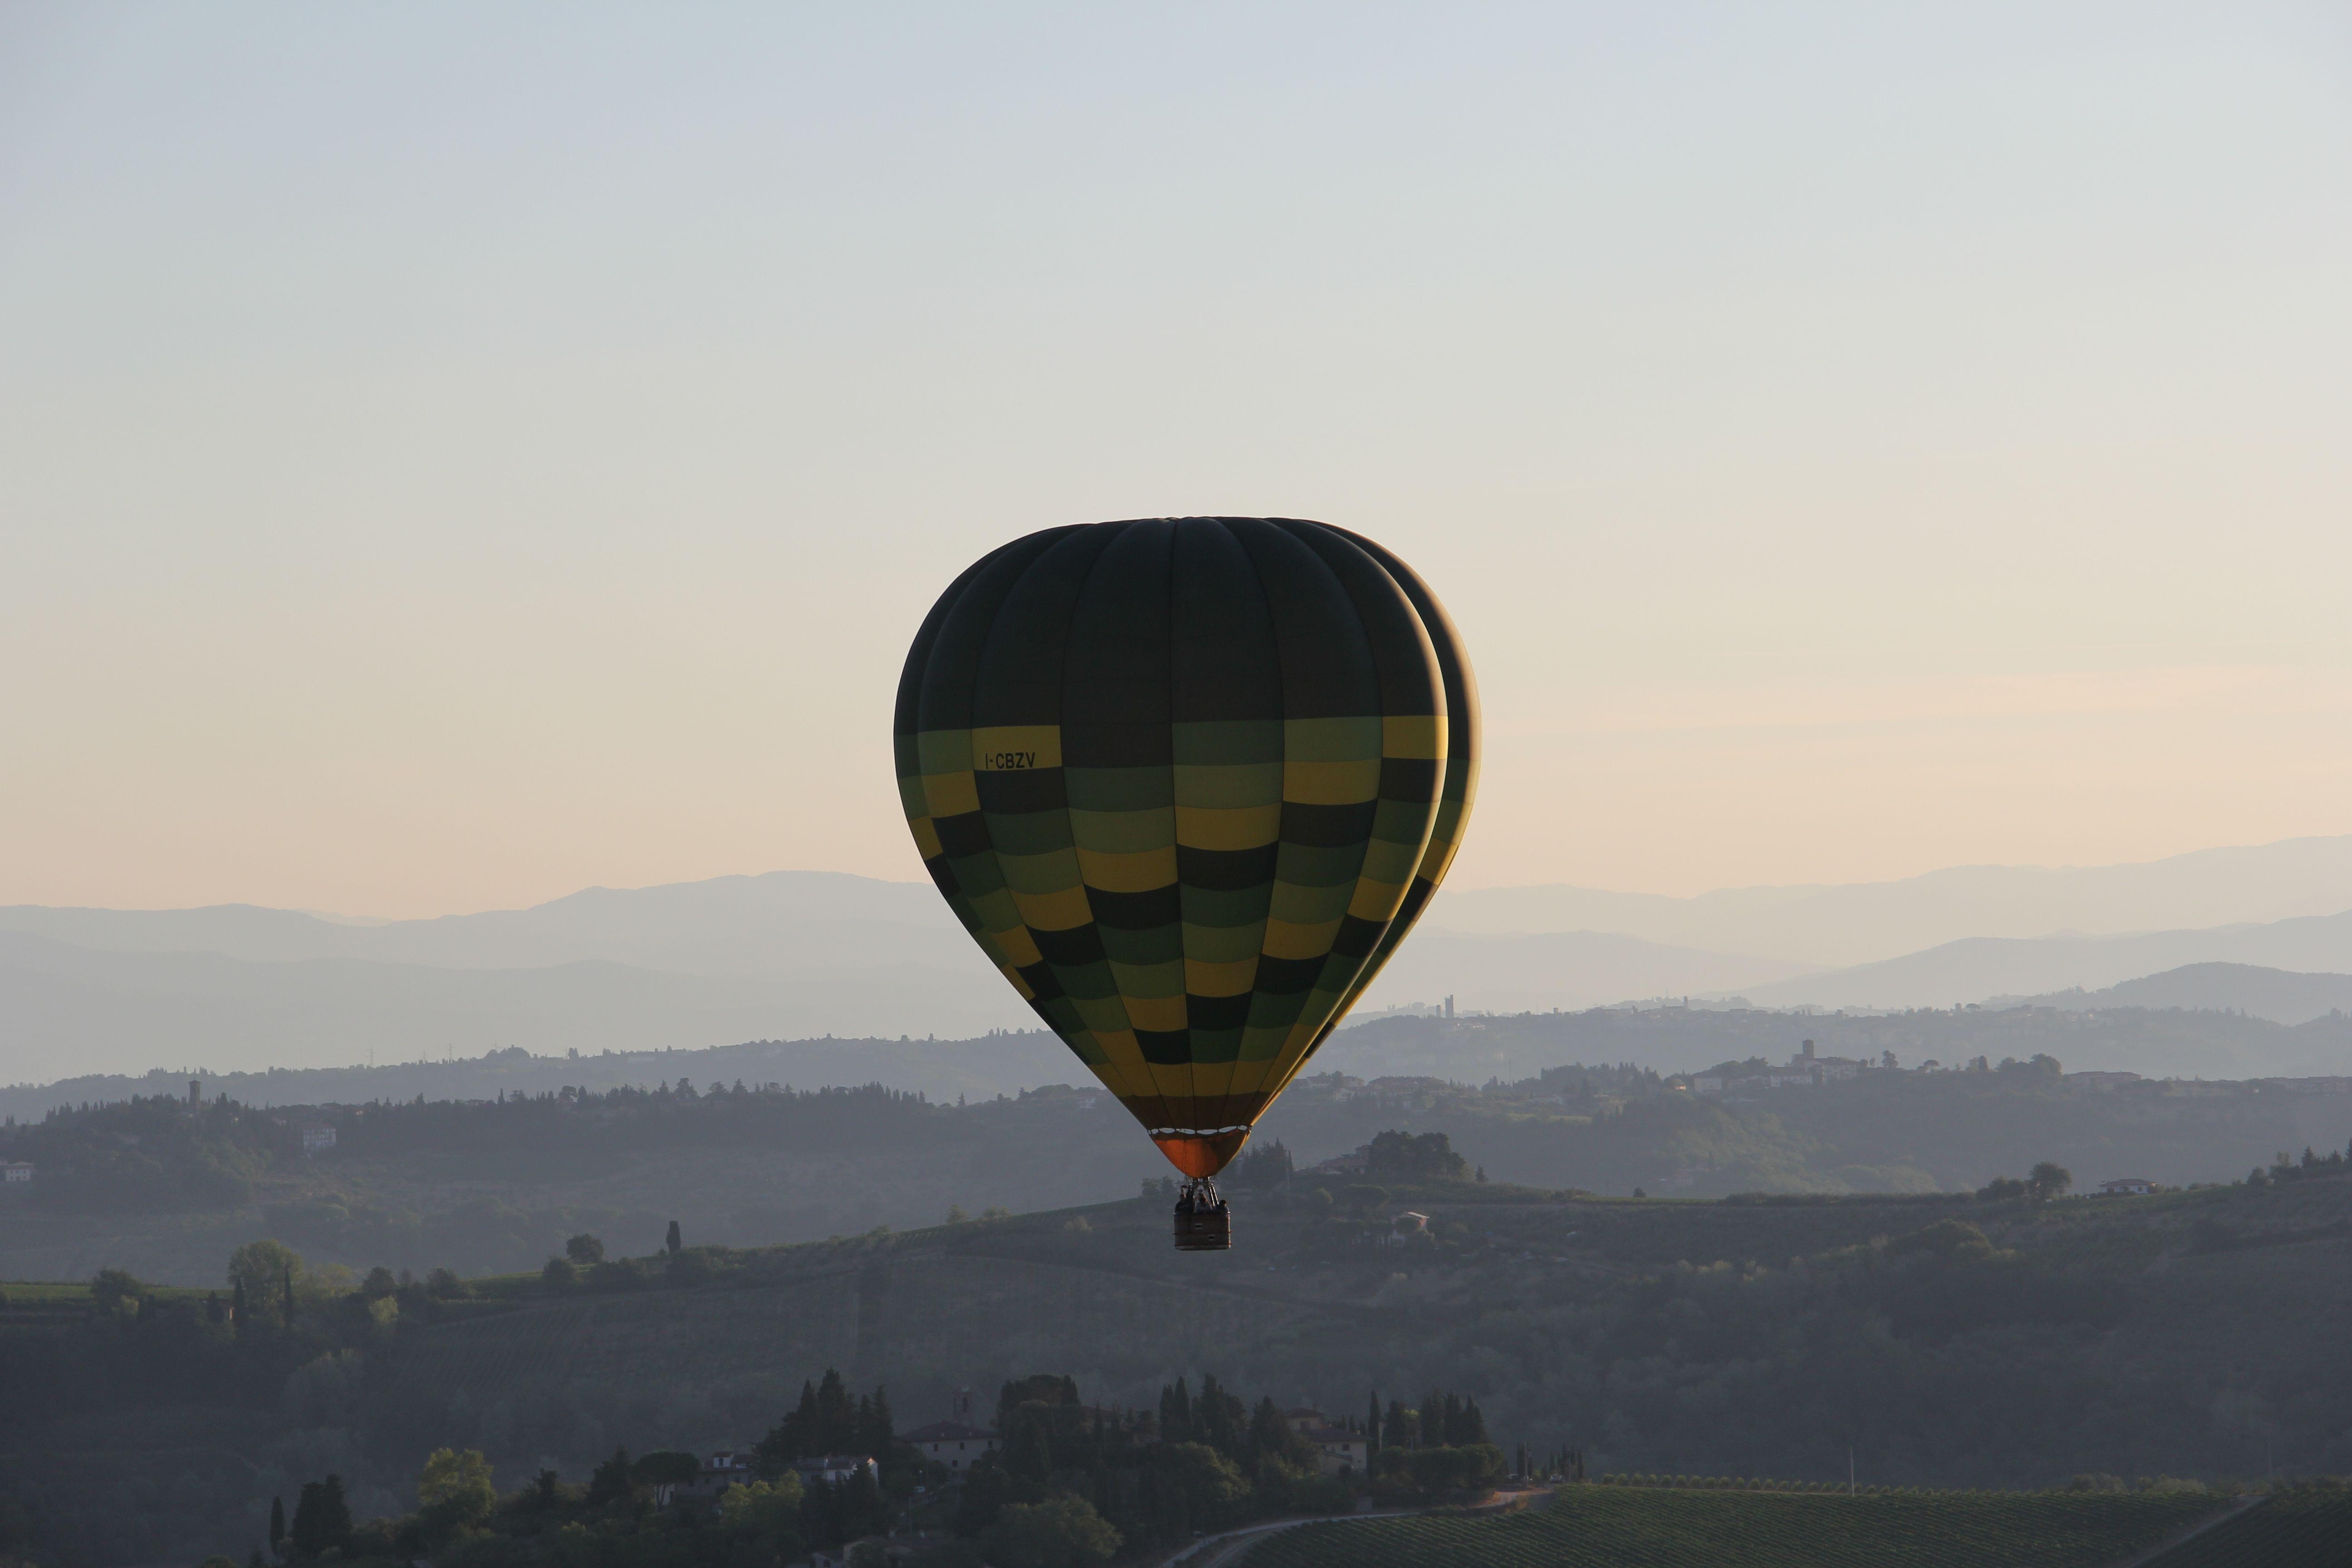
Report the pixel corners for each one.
[758,1378,821,1463]
[268,1495,284,1553]
[288,1482,323,1555]
[1195,1374,1240,1455]
[1367,1390,1381,1459]
[859,1384,895,1458]
[796,1378,822,1451]
[235,1279,249,1338]
[1247,1396,1294,1467]
[318,1476,351,1548]
[665,1219,682,1254]
[1004,1412,1052,1484]
[1159,1377,1191,1445]
[281,1265,296,1327]
[1382,1399,1413,1450]
[816,1368,853,1452]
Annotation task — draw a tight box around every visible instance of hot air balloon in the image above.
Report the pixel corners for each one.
[893,518,1477,1249]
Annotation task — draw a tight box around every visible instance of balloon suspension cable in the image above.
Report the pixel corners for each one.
[1172,1176,1233,1252]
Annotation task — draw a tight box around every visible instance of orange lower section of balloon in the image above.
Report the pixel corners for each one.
[1152,1129,1251,1179]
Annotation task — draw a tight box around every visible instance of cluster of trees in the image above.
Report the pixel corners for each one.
[1226,1138,1295,1189]
[2247,1139,2352,1187]
[1364,1130,1469,1182]
[0,1094,282,1212]
[1373,1390,1488,1451]
[229,1446,810,1568]
[1359,1389,1504,1503]
[754,1370,898,1466]
[953,1373,1313,1564]
[941,1371,1504,1565]
[210,1367,1493,1568]
[537,1224,687,1289]
[1975,1161,2073,1202]
[327,1081,941,1161]
[1533,1063,1670,1100]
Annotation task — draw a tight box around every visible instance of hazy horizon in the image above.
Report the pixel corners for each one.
[8,828,2352,925]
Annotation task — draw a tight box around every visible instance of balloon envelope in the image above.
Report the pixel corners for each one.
[893,518,1477,1177]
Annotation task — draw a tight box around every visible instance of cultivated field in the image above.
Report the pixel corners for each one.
[1242,1487,2230,1568]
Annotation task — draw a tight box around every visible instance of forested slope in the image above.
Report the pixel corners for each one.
[9,1166,2350,1563]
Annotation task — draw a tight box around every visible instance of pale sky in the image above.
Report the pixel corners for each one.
[4,3,2350,920]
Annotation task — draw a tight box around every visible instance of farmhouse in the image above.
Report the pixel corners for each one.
[1279,1407,1372,1476]
[901,1421,996,1472]
[677,1450,754,1497]
[2098,1177,2158,1196]
[1303,1424,1369,1476]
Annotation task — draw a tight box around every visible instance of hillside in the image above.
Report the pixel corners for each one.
[6,1171,2351,1564]
[2020,963,2352,1025]
[8,1009,2352,1285]
[1436,835,2352,965]
[13,841,2352,1078]
[1733,912,2352,1015]
[12,993,2351,1124]
[1244,1487,2236,1568]
[0,928,1027,1081]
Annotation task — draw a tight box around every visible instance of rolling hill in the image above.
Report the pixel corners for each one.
[1437,835,2352,967]
[1733,912,2352,1014]
[10,1170,2352,1565]
[2019,964,2352,1026]
[12,839,2352,1078]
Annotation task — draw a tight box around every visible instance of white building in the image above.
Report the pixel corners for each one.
[300,1127,336,1154]
[1281,1408,1371,1476]
[791,1454,879,1487]
[902,1421,997,1473]
[2,1162,31,1184]
[2098,1177,2158,1196]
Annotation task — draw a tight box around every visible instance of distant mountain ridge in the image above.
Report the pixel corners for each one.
[8,835,2352,1079]
[1730,909,2352,1015]
[0,927,1028,1082]
[0,871,969,974]
[0,921,1804,1082]
[0,872,1817,1077]
[2013,962,2352,1027]
[1435,834,2352,966]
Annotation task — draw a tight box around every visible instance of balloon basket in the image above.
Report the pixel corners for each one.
[1173,1177,1232,1251]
